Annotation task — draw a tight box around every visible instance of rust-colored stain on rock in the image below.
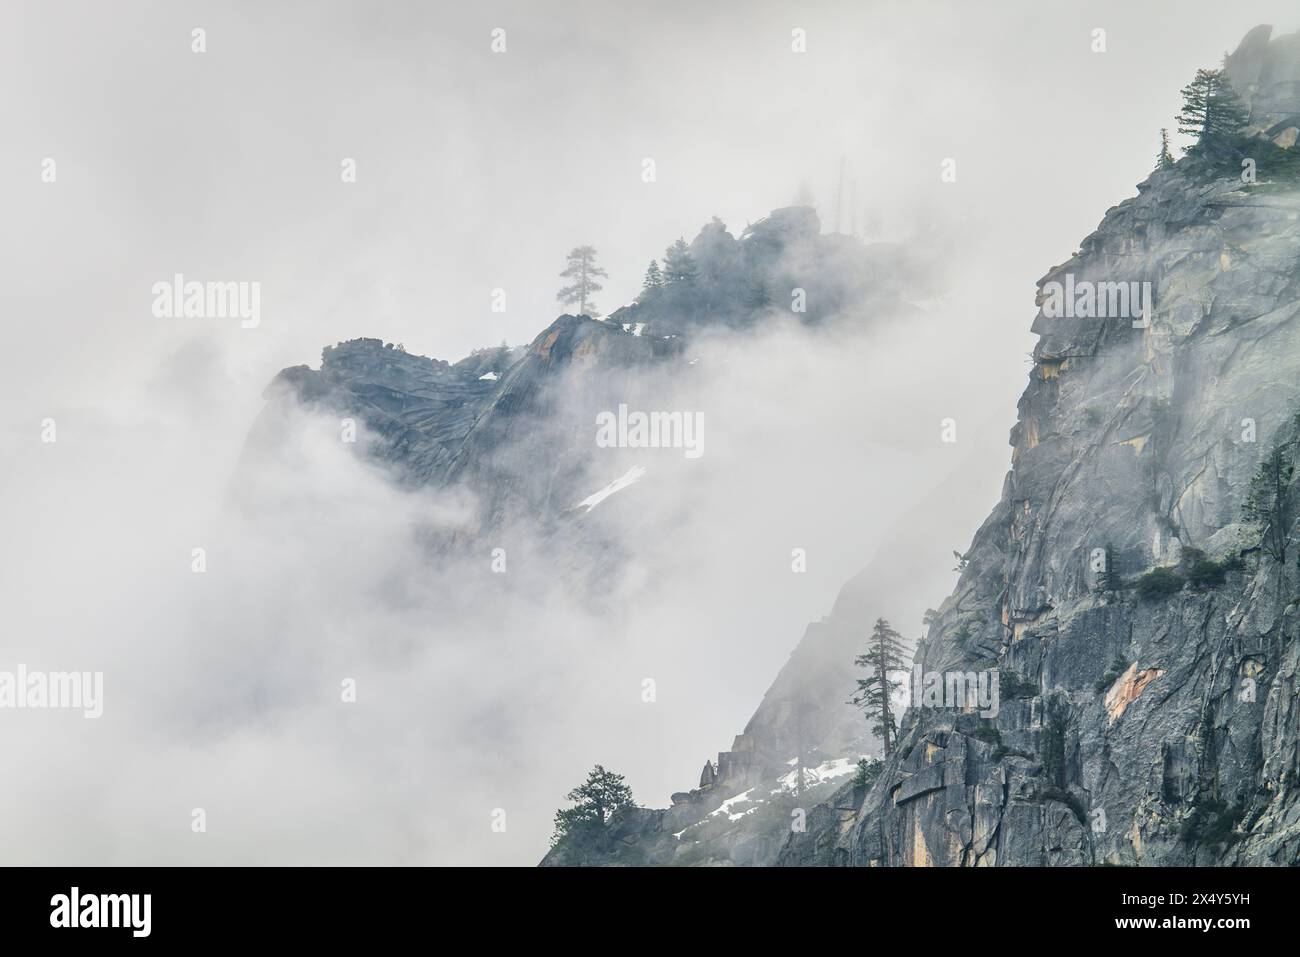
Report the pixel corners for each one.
[534,329,561,360]
[1105,663,1164,725]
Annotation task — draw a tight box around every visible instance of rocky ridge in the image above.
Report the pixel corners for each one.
[245,207,930,864]
[774,24,1300,867]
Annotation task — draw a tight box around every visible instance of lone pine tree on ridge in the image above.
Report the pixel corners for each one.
[557,245,608,317]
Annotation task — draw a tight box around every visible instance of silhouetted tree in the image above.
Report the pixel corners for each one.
[851,619,910,756]
[1245,424,1298,564]
[557,245,607,316]
[1177,67,1249,154]
[1156,128,1175,169]
[642,260,663,292]
[551,764,635,845]
[851,756,883,790]
[661,238,698,284]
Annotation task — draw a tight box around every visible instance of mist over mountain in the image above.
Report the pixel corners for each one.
[532,23,1300,867]
[233,209,965,865]
[9,2,1300,882]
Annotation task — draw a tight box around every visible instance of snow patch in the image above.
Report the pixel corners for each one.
[773,757,861,793]
[710,788,762,822]
[478,371,499,381]
[572,466,647,513]
[673,820,706,840]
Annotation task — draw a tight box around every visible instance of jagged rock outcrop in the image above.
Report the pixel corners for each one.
[1227,24,1300,140]
[777,25,1300,868]
[246,206,922,537]
[249,317,673,515]
[253,337,499,486]
[241,207,935,867]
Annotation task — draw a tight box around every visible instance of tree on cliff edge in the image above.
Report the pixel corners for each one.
[550,764,635,846]
[642,259,663,292]
[557,245,607,317]
[1156,128,1176,170]
[850,618,910,756]
[661,238,698,284]
[1176,67,1249,155]
[1245,423,1298,565]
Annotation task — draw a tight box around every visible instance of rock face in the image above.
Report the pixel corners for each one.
[538,752,872,867]
[248,206,921,534]
[1227,25,1300,141]
[772,25,1300,868]
[253,338,500,488]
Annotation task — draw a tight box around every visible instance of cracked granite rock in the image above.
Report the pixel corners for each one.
[777,24,1300,868]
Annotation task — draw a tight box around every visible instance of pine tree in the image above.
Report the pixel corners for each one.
[661,238,698,284]
[850,618,910,756]
[1244,426,1297,564]
[1156,128,1175,170]
[550,764,635,845]
[642,260,663,292]
[556,245,608,317]
[851,756,882,790]
[1176,67,1249,154]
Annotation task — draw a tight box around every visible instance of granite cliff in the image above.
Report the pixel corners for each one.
[774,24,1300,867]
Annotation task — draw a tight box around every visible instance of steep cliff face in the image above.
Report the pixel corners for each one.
[779,25,1300,867]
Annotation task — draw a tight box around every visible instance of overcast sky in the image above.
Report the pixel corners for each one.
[3,0,1298,865]
[6,0,1298,391]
